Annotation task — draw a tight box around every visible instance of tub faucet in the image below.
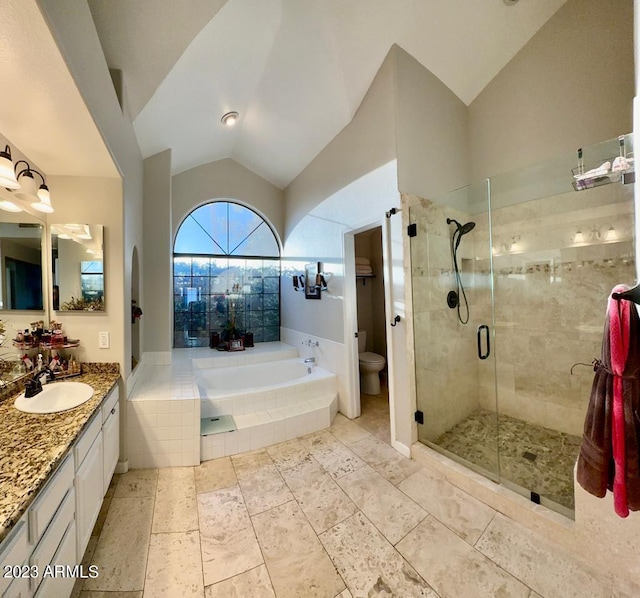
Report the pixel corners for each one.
[304,357,316,364]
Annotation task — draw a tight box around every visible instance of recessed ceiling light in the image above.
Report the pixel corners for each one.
[503,0,519,5]
[221,111,239,126]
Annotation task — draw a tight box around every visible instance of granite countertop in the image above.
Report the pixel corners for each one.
[0,363,120,542]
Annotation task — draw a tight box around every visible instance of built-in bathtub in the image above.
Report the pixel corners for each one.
[196,351,338,459]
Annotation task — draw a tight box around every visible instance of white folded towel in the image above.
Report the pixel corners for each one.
[355,257,370,266]
[356,265,373,275]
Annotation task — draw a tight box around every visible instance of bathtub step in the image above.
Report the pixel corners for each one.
[201,393,338,461]
[201,415,236,436]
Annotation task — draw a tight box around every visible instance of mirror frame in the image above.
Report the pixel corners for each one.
[51,224,105,312]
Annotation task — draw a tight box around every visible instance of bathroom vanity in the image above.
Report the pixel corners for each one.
[0,365,119,597]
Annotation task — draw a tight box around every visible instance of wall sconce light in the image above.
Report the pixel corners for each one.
[573,229,584,243]
[0,146,20,189]
[14,161,54,213]
[605,225,617,242]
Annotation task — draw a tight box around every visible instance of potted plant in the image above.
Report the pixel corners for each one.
[221,289,244,350]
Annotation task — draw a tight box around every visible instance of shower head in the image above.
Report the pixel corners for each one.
[447,218,476,236]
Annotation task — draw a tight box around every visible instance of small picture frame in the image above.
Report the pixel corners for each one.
[229,338,245,352]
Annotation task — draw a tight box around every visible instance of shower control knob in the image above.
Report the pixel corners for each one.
[447,290,459,309]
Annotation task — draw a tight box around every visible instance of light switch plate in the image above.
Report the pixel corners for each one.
[98,331,110,349]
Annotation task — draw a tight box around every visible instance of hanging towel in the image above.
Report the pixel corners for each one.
[577,285,640,516]
[609,285,632,517]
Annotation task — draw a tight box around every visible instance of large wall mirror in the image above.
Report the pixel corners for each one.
[0,213,45,385]
[52,224,105,311]
[0,218,44,311]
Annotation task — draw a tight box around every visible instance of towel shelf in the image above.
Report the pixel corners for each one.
[356,274,375,286]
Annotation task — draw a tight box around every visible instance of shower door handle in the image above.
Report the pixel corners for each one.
[477,325,490,360]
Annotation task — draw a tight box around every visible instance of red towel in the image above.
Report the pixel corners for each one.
[609,285,632,517]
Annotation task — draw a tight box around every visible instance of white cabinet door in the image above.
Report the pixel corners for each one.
[75,433,103,563]
[102,402,119,496]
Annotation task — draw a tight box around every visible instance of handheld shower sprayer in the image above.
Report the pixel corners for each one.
[446,217,476,324]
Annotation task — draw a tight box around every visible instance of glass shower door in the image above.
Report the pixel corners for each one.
[409,181,499,480]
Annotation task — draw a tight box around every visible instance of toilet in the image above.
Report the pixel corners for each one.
[358,330,386,395]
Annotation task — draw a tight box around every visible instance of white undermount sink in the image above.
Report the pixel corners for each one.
[14,382,94,414]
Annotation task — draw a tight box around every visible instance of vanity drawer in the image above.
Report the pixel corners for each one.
[102,386,119,424]
[33,521,76,598]
[0,520,28,596]
[29,489,75,593]
[2,570,29,598]
[74,413,101,469]
[28,452,74,543]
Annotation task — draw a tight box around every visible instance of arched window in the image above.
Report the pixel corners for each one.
[173,201,280,348]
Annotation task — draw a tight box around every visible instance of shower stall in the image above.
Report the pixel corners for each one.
[410,135,636,516]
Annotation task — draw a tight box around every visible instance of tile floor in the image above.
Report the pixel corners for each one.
[71,400,633,598]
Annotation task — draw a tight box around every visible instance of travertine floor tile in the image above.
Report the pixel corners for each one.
[396,516,530,598]
[80,592,143,597]
[205,565,275,598]
[152,467,198,533]
[231,450,273,476]
[350,435,421,485]
[83,498,154,592]
[233,451,293,515]
[301,431,366,480]
[355,392,391,444]
[195,457,237,494]
[144,530,204,597]
[266,439,312,471]
[398,467,496,544]
[114,469,158,498]
[319,512,436,597]
[198,485,263,586]
[334,590,353,598]
[337,466,427,545]
[475,513,613,598]
[281,459,358,534]
[329,418,371,446]
[252,500,345,598]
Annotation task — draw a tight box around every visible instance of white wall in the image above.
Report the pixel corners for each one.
[284,48,398,238]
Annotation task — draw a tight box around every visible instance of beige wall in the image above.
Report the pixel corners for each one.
[172,158,285,245]
[469,0,634,181]
[143,150,173,354]
[395,48,470,199]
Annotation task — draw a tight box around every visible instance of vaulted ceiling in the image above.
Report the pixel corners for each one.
[89,0,568,188]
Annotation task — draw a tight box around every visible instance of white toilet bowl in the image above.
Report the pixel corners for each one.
[358,330,386,395]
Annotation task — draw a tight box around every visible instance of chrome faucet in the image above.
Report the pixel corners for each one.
[304,357,316,364]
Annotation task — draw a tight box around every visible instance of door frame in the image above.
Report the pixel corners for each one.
[343,214,404,453]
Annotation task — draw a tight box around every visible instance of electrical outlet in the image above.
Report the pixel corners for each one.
[98,331,110,349]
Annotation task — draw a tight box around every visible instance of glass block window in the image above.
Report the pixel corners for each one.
[173,202,280,348]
